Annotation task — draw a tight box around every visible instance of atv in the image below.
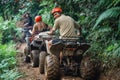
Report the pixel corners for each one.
[24,32,46,67]
[38,32,98,80]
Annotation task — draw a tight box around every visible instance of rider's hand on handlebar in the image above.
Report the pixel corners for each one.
[77,33,80,36]
[47,31,52,35]
[47,29,55,35]
[29,30,32,34]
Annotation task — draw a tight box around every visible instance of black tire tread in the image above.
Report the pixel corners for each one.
[31,50,39,67]
[80,56,97,80]
[45,55,60,80]
[39,51,47,74]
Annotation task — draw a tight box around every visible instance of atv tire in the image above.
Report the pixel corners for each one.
[45,55,60,80]
[31,50,39,67]
[39,51,47,74]
[80,56,97,80]
[24,46,31,63]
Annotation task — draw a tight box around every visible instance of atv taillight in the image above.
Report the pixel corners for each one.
[29,37,33,42]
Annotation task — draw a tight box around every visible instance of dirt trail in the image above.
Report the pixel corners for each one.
[17,43,83,80]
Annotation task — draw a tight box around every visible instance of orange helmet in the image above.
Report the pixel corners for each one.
[51,7,62,14]
[35,16,42,22]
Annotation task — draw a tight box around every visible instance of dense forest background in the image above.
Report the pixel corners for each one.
[0,0,120,80]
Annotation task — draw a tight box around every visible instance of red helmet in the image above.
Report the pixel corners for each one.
[51,7,62,14]
[35,16,42,22]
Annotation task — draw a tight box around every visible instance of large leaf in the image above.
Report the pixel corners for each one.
[93,7,120,29]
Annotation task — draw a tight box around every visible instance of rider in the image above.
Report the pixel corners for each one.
[31,15,50,35]
[23,12,33,29]
[27,15,51,45]
[47,7,81,63]
[48,7,81,37]
[21,12,33,44]
[22,12,33,39]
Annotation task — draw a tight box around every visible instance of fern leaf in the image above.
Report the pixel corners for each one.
[93,7,120,29]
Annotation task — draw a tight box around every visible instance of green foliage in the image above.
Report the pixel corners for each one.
[0,0,20,20]
[0,43,21,80]
[0,33,2,44]
[0,43,16,67]
[0,69,22,80]
[0,43,16,59]
[93,7,120,29]
[0,17,20,44]
[38,0,54,26]
[100,42,120,68]
[0,57,16,71]
[88,27,112,42]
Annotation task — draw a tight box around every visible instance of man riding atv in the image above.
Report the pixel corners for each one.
[38,7,98,80]
[47,7,81,62]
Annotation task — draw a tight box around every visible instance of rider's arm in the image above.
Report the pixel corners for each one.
[23,23,29,27]
[74,21,82,36]
[76,27,82,36]
[23,17,33,28]
[48,19,59,35]
[48,28,55,35]
[23,18,30,27]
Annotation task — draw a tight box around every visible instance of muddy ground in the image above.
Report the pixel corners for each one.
[16,43,120,80]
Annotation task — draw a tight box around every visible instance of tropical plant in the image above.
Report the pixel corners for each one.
[0,17,21,44]
[0,43,21,80]
[93,7,120,29]
[38,0,55,26]
[87,0,120,69]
